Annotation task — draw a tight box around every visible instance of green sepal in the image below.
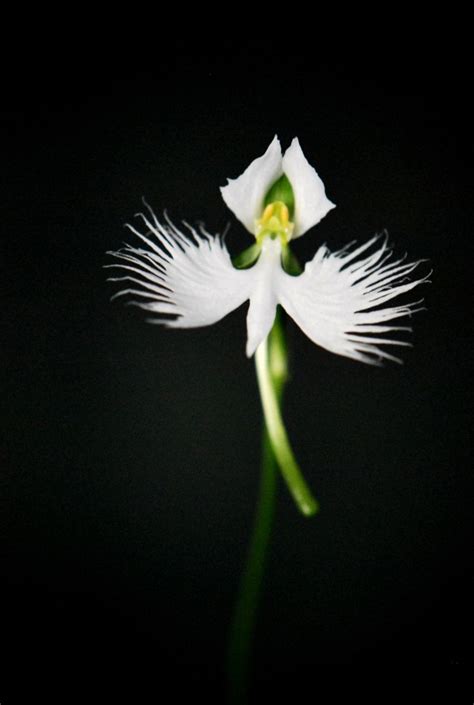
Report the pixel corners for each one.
[263,174,295,216]
[281,245,303,275]
[232,242,261,269]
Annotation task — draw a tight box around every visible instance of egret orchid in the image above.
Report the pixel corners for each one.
[107,136,429,700]
[108,137,428,512]
[108,136,427,367]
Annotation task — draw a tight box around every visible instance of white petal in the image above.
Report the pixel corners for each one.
[220,136,283,234]
[245,238,282,357]
[107,208,255,329]
[282,137,335,238]
[277,235,429,365]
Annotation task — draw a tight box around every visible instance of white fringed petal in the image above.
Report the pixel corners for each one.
[277,234,429,365]
[107,208,255,329]
[282,137,336,238]
[220,136,283,234]
[108,206,427,365]
[107,208,289,357]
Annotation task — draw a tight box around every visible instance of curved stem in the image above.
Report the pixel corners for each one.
[255,320,319,517]
[227,313,319,702]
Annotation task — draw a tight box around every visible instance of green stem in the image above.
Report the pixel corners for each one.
[227,313,319,702]
[255,316,319,517]
[226,427,277,704]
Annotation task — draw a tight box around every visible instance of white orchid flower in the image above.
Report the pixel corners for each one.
[108,136,427,366]
[107,137,430,517]
[107,142,430,696]
[107,141,430,696]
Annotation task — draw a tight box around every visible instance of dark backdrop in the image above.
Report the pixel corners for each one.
[2,42,472,700]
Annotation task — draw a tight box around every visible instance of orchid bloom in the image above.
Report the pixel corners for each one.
[107,141,429,696]
[107,136,427,366]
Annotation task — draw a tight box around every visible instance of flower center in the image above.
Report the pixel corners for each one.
[255,201,294,245]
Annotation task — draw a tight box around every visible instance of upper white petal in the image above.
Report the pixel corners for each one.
[220,136,283,234]
[107,209,255,329]
[282,137,335,238]
[276,235,429,365]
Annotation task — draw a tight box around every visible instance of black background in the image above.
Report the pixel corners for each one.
[2,39,472,701]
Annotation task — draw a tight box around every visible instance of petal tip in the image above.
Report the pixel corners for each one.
[270,133,282,149]
[286,136,301,153]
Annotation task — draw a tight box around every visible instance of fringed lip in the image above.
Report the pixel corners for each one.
[107,205,430,366]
